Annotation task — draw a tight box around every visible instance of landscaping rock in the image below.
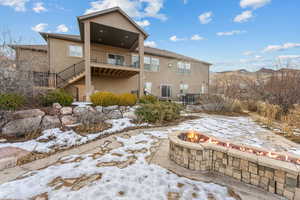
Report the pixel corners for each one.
[13,109,45,119]
[61,115,78,126]
[41,115,61,129]
[123,111,137,120]
[73,106,95,115]
[0,139,7,143]
[60,107,73,115]
[53,103,62,110]
[0,147,30,170]
[186,105,204,112]
[103,105,118,114]
[106,110,122,119]
[78,112,106,124]
[0,111,12,128]
[1,116,42,138]
[95,106,103,113]
[118,106,127,112]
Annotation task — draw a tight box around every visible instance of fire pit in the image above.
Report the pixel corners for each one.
[169,131,300,200]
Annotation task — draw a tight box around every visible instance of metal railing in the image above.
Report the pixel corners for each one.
[91,58,139,69]
[32,71,56,88]
[56,60,85,88]
[180,93,201,105]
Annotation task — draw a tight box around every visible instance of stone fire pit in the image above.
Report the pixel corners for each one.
[169,131,300,200]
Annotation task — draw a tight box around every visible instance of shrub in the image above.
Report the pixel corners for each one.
[198,95,242,113]
[139,95,158,104]
[40,89,73,106]
[118,93,137,106]
[0,93,25,110]
[90,91,119,107]
[135,102,183,124]
[257,102,283,120]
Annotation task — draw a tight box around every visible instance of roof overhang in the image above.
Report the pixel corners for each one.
[77,7,148,40]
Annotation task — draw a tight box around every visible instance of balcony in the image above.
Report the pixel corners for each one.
[91,58,140,78]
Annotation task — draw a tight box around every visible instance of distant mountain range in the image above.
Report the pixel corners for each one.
[214,67,300,75]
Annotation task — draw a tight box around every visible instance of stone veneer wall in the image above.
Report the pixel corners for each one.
[169,132,300,200]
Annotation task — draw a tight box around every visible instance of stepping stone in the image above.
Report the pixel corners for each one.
[0,147,30,170]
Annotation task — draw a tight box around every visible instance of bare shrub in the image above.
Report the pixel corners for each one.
[198,95,242,113]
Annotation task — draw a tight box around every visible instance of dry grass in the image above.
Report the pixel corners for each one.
[73,122,112,136]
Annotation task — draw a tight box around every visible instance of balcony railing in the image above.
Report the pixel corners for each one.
[91,58,139,69]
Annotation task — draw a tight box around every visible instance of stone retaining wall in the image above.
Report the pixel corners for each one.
[0,103,137,139]
[169,132,300,200]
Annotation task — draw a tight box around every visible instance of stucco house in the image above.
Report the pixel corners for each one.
[11,7,212,101]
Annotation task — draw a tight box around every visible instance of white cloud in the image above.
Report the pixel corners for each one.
[33,2,47,13]
[183,0,188,4]
[31,23,48,32]
[278,55,300,60]
[234,10,253,23]
[263,43,300,52]
[198,12,213,24]
[243,51,254,56]
[217,30,246,36]
[144,41,157,47]
[0,0,28,11]
[191,34,204,41]
[56,24,69,33]
[169,35,186,42]
[85,0,167,21]
[135,20,150,27]
[240,0,271,9]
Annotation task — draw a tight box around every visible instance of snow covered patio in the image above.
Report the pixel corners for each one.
[0,113,298,199]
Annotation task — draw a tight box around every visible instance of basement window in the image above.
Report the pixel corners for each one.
[69,45,83,57]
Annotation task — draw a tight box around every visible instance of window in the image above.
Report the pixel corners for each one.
[108,54,124,66]
[144,82,152,94]
[151,58,160,72]
[133,55,159,72]
[132,55,139,68]
[69,45,83,57]
[180,84,189,94]
[144,56,151,70]
[177,61,191,74]
[161,85,171,98]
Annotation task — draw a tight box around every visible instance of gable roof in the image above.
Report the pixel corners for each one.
[77,7,148,38]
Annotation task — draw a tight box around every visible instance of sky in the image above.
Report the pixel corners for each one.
[0,0,300,72]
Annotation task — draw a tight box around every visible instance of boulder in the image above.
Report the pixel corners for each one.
[73,106,95,115]
[61,115,78,126]
[0,111,12,128]
[52,103,62,110]
[123,111,137,120]
[60,107,73,115]
[106,110,122,119]
[41,115,61,129]
[95,106,103,113]
[13,109,45,119]
[1,116,42,138]
[103,105,119,114]
[186,105,204,112]
[78,112,106,124]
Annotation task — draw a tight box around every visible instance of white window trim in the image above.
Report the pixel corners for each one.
[160,84,172,98]
[68,45,83,58]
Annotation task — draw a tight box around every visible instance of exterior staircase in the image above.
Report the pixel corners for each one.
[56,60,85,88]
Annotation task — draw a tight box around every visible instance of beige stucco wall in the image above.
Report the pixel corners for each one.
[16,49,49,72]
[67,75,139,101]
[143,57,209,99]
[88,11,141,35]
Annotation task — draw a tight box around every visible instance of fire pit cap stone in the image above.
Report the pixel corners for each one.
[228,148,258,163]
[169,132,205,151]
[258,156,299,175]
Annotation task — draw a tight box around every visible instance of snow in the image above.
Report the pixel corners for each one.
[72,102,92,107]
[0,130,236,200]
[0,118,148,153]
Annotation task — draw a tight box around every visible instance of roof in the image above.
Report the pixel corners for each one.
[77,7,148,38]
[9,45,48,52]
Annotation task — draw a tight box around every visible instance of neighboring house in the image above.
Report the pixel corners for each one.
[10,7,212,101]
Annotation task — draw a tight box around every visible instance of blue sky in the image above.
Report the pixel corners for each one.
[0,0,300,72]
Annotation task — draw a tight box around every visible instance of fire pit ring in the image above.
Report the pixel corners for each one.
[169,131,300,200]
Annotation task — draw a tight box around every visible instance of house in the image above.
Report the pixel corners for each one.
[10,7,212,101]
